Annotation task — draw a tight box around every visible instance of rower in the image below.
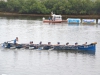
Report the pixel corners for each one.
[39,41,42,45]
[83,42,87,45]
[66,42,69,46]
[48,42,51,45]
[85,42,87,45]
[75,42,78,46]
[14,37,18,45]
[30,41,33,45]
[57,42,60,45]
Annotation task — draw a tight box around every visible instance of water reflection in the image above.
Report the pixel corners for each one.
[13,50,18,62]
[52,50,95,56]
[68,23,80,26]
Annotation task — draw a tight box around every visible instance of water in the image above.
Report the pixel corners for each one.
[0,16,100,75]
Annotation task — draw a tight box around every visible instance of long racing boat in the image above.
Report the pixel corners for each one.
[1,42,97,51]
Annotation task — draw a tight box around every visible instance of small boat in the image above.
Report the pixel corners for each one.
[1,42,97,51]
[82,19,96,24]
[43,13,67,23]
[67,18,81,24]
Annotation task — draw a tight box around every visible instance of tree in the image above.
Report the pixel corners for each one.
[0,1,7,11]
[95,0,100,14]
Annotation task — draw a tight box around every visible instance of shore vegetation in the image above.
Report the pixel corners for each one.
[0,0,100,15]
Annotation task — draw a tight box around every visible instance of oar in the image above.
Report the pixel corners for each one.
[7,40,14,43]
[0,43,3,45]
[0,40,14,46]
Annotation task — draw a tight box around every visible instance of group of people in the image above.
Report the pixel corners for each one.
[13,37,88,46]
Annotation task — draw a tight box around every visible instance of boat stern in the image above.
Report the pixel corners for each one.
[78,42,97,51]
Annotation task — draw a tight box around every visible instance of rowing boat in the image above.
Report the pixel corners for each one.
[1,42,97,51]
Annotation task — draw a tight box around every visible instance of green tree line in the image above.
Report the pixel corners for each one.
[0,0,100,15]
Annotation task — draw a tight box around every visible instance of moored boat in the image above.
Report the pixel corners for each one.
[43,13,67,23]
[82,19,96,24]
[67,18,81,24]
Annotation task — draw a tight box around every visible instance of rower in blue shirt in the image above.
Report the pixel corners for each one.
[14,37,18,45]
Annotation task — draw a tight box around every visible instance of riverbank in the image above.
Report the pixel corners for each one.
[0,12,100,19]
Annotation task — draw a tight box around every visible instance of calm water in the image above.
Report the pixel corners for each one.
[0,16,100,75]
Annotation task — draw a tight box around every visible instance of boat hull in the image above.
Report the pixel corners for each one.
[43,20,62,23]
[43,20,67,23]
[53,44,96,51]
